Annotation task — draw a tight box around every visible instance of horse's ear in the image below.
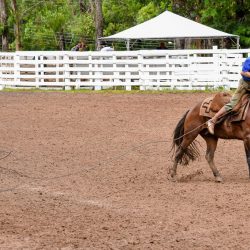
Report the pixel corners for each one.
[221,92,232,104]
[222,92,231,97]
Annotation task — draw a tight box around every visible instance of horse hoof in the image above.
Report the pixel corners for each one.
[170,177,178,182]
[215,176,223,183]
[168,174,178,182]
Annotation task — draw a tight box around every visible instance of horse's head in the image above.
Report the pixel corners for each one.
[210,92,231,112]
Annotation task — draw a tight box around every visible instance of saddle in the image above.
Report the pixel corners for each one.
[200,92,250,122]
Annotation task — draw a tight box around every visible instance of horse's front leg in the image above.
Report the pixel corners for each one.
[202,135,223,182]
[244,136,250,178]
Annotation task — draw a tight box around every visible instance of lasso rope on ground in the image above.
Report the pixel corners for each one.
[0,151,12,161]
[0,139,171,193]
[0,103,244,193]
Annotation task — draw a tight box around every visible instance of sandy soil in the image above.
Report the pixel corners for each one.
[0,91,249,250]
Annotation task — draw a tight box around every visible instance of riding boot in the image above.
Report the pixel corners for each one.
[207,106,227,135]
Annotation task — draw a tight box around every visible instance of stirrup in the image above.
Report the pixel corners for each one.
[207,119,215,135]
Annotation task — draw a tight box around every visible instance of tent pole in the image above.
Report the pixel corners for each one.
[237,36,240,49]
[126,39,130,51]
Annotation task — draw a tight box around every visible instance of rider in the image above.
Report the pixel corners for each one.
[207,57,250,134]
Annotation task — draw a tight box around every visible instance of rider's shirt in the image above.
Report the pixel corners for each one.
[242,57,250,81]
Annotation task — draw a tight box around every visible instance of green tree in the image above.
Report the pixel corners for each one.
[0,0,9,51]
[22,0,92,50]
[201,0,250,48]
[136,1,171,24]
[103,0,142,36]
[1,0,250,50]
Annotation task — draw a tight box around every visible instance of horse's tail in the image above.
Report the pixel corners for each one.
[171,110,200,165]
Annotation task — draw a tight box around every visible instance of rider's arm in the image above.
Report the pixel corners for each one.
[241,71,250,78]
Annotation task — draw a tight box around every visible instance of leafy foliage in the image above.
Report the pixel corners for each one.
[201,0,250,47]
[0,0,249,51]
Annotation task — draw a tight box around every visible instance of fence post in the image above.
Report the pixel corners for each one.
[220,53,230,90]
[64,53,71,90]
[39,55,45,86]
[75,53,81,90]
[94,54,102,91]
[125,59,131,91]
[138,53,145,90]
[35,54,40,88]
[211,46,221,89]
[13,52,20,86]
[113,54,118,88]
[0,54,2,89]
[0,66,3,90]
[189,53,195,89]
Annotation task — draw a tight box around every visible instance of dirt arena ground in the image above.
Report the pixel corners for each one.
[0,91,250,250]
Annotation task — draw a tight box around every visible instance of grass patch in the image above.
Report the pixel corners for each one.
[1,86,234,95]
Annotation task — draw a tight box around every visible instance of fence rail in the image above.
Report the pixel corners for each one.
[0,48,250,90]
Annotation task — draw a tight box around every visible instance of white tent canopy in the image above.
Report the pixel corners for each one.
[101,10,239,49]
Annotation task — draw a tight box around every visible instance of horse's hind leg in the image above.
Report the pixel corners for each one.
[201,135,223,182]
[169,147,181,180]
[170,132,199,180]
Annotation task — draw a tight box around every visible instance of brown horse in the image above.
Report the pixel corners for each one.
[170,92,250,182]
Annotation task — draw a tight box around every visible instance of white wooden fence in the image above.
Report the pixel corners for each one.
[0,48,250,90]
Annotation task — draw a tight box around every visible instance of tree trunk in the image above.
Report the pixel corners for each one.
[184,38,192,49]
[94,0,103,50]
[0,0,9,51]
[175,39,184,49]
[89,0,95,16]
[194,16,201,49]
[11,0,22,51]
[79,0,84,13]
[59,30,66,51]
